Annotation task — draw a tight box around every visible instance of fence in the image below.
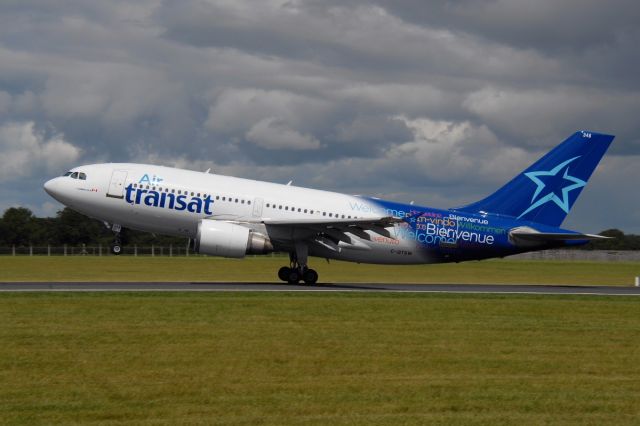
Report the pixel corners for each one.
[508,249,640,262]
[0,244,193,257]
[0,246,639,261]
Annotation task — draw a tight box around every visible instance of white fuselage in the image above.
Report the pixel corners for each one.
[44,163,434,264]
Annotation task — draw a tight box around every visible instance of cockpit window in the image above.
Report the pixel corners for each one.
[70,172,79,179]
[79,172,87,180]
[63,171,72,177]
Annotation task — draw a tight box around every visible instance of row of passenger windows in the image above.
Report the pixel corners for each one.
[264,202,355,219]
[63,171,87,180]
[131,183,356,218]
[131,183,251,205]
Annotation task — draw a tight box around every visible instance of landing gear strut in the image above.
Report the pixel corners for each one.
[110,223,123,255]
[278,243,318,285]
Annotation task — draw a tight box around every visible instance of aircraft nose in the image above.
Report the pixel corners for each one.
[43,177,62,199]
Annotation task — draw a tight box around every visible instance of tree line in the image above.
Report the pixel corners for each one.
[0,207,638,250]
[0,207,186,247]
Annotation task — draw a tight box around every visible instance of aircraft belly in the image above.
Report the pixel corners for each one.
[128,204,197,236]
[309,238,435,265]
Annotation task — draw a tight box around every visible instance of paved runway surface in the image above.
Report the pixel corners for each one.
[1,282,639,295]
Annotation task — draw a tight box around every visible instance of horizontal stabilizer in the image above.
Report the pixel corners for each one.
[509,226,610,247]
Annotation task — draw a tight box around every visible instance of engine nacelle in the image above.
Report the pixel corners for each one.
[195,219,273,258]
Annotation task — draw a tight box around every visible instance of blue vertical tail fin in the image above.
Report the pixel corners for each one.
[454,131,614,227]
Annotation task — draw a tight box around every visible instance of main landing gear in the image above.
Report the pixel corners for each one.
[278,264,318,285]
[278,243,318,285]
[110,223,123,255]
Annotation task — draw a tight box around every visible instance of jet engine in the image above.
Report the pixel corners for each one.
[195,219,273,258]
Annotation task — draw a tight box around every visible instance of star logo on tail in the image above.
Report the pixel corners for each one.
[517,156,586,219]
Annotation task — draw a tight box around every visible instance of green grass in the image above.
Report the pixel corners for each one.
[0,292,639,425]
[0,256,638,285]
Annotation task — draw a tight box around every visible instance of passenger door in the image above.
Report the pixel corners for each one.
[107,170,128,199]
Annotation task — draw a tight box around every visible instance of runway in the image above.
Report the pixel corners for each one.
[1,282,639,296]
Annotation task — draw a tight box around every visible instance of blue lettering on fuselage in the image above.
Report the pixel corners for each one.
[125,184,213,215]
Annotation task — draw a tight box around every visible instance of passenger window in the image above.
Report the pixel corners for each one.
[248,200,251,205]
[241,200,245,204]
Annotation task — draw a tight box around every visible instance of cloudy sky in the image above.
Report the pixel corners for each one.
[1,0,639,232]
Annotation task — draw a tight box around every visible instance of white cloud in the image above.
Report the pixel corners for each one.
[386,117,531,184]
[0,121,81,182]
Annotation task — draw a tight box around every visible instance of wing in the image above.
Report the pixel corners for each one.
[261,216,404,252]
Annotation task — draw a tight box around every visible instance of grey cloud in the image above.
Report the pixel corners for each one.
[371,0,640,51]
[0,0,638,232]
[246,118,321,150]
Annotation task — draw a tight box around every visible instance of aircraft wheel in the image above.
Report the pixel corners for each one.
[278,266,291,282]
[287,269,301,284]
[303,269,318,285]
[111,244,122,255]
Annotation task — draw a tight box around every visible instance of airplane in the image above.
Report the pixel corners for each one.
[44,130,613,284]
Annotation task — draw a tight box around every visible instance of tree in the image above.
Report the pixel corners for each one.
[54,208,111,245]
[0,207,36,246]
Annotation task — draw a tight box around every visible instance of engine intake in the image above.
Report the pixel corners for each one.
[195,219,273,258]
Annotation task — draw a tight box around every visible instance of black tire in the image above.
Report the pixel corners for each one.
[111,244,122,255]
[303,269,318,285]
[278,266,291,282]
[288,269,300,284]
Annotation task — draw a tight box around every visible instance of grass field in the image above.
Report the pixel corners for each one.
[0,256,639,285]
[0,292,639,425]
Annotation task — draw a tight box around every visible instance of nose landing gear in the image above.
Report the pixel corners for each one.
[110,223,123,255]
